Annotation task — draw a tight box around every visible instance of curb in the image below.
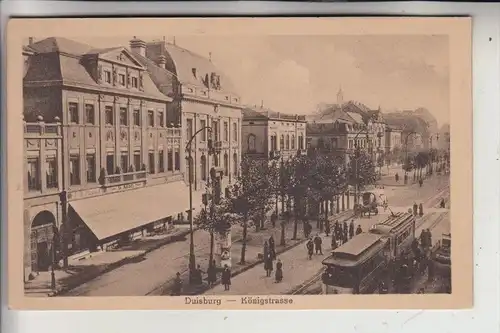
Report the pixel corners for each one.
[50,228,196,297]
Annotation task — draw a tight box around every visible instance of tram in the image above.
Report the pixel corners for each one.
[321,212,415,294]
[321,233,391,294]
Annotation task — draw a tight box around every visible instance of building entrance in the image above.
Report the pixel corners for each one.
[30,211,56,272]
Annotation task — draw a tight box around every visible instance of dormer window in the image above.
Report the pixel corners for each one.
[192,68,197,78]
[104,70,111,83]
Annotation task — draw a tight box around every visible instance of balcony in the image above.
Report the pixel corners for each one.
[101,170,147,187]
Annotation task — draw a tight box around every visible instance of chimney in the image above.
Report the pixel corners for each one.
[158,55,166,69]
[209,52,212,62]
[28,37,34,45]
[260,100,264,108]
[129,36,146,57]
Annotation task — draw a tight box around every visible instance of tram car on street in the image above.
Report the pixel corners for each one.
[321,212,415,294]
[321,232,390,294]
[368,212,416,260]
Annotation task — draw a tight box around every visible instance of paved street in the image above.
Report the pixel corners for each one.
[204,174,450,295]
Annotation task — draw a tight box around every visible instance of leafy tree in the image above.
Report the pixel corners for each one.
[194,187,234,267]
[348,147,377,202]
[307,153,347,232]
[227,156,274,264]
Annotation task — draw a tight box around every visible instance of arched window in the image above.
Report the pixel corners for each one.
[280,135,285,150]
[213,154,219,167]
[286,134,290,150]
[233,153,238,177]
[200,155,207,181]
[291,135,295,150]
[224,154,229,176]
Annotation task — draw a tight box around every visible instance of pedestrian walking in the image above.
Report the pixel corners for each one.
[325,219,331,237]
[306,238,314,259]
[264,253,273,277]
[440,198,446,208]
[263,240,269,261]
[343,228,348,244]
[343,221,348,237]
[314,234,323,255]
[304,221,312,238]
[419,178,423,187]
[349,220,355,239]
[275,259,283,283]
[418,203,424,217]
[193,264,204,285]
[356,225,363,235]
[221,265,231,291]
[207,260,217,287]
[427,258,435,282]
[269,236,276,260]
[331,235,337,251]
[413,202,418,216]
[395,173,399,183]
[172,272,183,296]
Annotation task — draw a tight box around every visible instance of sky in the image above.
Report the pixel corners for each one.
[47,35,449,126]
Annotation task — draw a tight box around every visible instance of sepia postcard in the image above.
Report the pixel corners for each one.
[5,17,472,310]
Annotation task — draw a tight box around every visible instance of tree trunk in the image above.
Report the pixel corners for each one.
[316,201,321,228]
[292,218,298,240]
[280,220,286,246]
[323,201,329,232]
[240,214,248,264]
[209,231,215,265]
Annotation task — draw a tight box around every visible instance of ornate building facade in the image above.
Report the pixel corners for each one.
[23,37,188,281]
[241,106,307,162]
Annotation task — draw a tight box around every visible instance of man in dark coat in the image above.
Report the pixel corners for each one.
[306,239,314,259]
[264,253,273,277]
[193,264,204,285]
[419,178,423,187]
[325,219,331,237]
[271,211,277,228]
[356,225,363,235]
[207,260,217,287]
[314,234,323,255]
[275,259,283,283]
[268,236,276,260]
[221,265,231,291]
[172,272,183,296]
[395,173,399,183]
[331,234,337,251]
[418,203,424,217]
[343,221,348,238]
[440,198,446,208]
[349,220,355,239]
[413,202,418,216]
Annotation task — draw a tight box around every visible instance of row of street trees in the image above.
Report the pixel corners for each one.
[195,147,378,266]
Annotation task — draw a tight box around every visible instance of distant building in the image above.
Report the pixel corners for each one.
[241,106,307,162]
[384,124,402,162]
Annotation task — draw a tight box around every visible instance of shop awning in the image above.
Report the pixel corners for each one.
[70,181,193,241]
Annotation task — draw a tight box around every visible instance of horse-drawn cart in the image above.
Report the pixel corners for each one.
[354,188,387,217]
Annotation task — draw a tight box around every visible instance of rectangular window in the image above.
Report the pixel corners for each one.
[118,74,125,86]
[158,150,165,172]
[69,155,80,186]
[134,152,141,172]
[86,154,96,182]
[212,121,219,141]
[157,112,164,127]
[105,106,114,125]
[104,71,111,83]
[233,123,237,142]
[119,107,128,126]
[131,77,138,88]
[167,150,173,171]
[27,158,40,191]
[200,119,206,141]
[174,150,180,171]
[186,119,193,141]
[85,104,95,125]
[133,109,140,126]
[120,153,128,173]
[148,111,154,127]
[68,102,79,124]
[148,152,155,174]
[224,122,229,142]
[45,157,58,188]
[106,154,114,175]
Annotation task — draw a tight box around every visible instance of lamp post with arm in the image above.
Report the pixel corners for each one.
[350,128,368,205]
[186,125,215,284]
[403,131,416,184]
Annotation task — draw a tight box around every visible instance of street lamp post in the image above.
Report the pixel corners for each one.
[186,125,215,284]
[50,223,57,291]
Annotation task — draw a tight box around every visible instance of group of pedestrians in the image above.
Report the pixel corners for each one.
[330,219,363,250]
[171,260,233,295]
[263,236,283,283]
[412,202,425,217]
[306,234,323,259]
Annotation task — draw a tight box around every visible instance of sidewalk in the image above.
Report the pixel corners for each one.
[156,210,355,296]
[25,226,194,297]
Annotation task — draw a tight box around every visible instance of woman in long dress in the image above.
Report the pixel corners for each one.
[275,259,283,283]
